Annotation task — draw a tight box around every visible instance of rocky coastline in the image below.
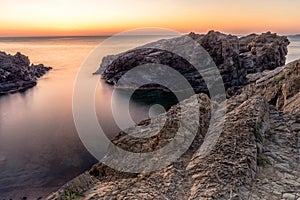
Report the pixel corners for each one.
[95,31,290,97]
[48,32,299,200]
[0,51,52,95]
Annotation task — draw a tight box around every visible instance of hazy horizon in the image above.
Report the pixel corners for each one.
[0,31,300,38]
[1,0,300,37]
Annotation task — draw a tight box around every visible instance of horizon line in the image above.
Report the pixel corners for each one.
[0,34,182,39]
[0,32,299,38]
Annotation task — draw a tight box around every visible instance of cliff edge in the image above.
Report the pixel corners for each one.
[47,32,299,200]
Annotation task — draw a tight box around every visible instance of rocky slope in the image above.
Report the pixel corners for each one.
[47,59,300,199]
[0,51,52,95]
[95,31,289,97]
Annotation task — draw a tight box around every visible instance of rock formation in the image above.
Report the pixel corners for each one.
[94,31,290,97]
[47,59,300,200]
[0,51,52,95]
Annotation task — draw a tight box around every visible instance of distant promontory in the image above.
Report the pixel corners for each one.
[0,51,52,95]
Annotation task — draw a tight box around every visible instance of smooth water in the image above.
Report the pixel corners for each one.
[0,35,175,199]
[287,36,300,63]
[0,35,299,199]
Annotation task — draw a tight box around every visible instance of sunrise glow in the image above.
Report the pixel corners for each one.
[1,0,300,36]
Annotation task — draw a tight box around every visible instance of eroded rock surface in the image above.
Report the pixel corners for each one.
[48,58,299,200]
[0,51,52,95]
[249,108,300,199]
[228,59,300,112]
[48,32,300,200]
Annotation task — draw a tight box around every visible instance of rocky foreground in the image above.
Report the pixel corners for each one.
[48,32,299,200]
[0,51,52,95]
[48,59,299,200]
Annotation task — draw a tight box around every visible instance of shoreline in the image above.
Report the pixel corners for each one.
[0,31,298,198]
[47,58,300,200]
[0,80,36,95]
[47,30,300,199]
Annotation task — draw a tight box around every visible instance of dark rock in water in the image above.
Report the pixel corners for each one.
[101,48,208,93]
[95,31,290,97]
[0,51,52,95]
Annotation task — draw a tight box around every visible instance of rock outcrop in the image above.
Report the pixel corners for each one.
[239,32,289,73]
[95,31,290,97]
[0,51,52,95]
[228,59,300,112]
[47,59,300,200]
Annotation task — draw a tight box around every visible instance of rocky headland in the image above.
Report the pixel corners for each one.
[95,31,289,97]
[48,31,299,200]
[0,51,52,95]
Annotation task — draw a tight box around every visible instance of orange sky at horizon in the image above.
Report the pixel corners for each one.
[1,0,300,36]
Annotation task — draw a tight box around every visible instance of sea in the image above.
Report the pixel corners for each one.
[0,35,299,199]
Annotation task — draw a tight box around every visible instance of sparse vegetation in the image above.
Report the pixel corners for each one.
[275,74,285,84]
[257,152,270,166]
[253,129,263,143]
[199,105,210,112]
[62,190,84,200]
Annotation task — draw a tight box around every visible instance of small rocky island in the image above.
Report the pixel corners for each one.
[48,31,299,200]
[0,51,52,95]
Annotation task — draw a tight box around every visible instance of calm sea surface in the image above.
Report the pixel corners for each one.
[0,35,176,199]
[0,35,299,198]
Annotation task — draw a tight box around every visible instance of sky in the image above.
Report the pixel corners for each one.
[0,0,300,36]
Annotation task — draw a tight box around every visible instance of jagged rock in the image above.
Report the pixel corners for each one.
[186,96,269,200]
[189,30,242,91]
[48,58,300,199]
[239,32,289,73]
[0,51,52,95]
[249,108,300,199]
[284,92,300,113]
[47,96,278,200]
[95,31,290,97]
[47,93,211,199]
[47,30,299,199]
[228,59,300,112]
